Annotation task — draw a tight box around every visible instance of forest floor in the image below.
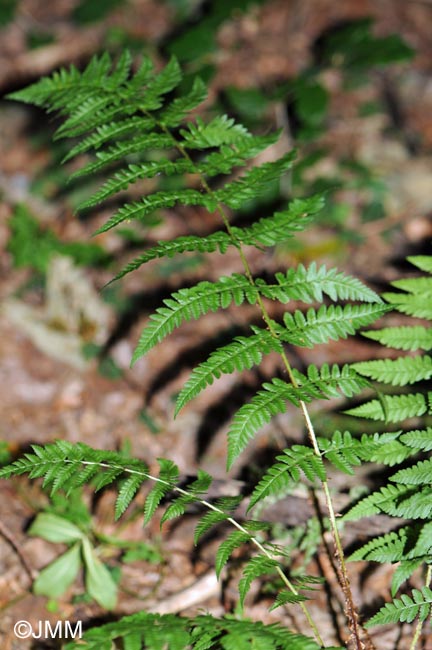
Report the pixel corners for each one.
[0,1,431,648]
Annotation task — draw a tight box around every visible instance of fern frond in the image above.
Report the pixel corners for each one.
[228,365,368,469]
[349,528,410,562]
[215,530,251,578]
[115,474,143,520]
[366,586,432,626]
[292,363,369,399]
[278,303,389,348]
[408,255,432,273]
[391,458,432,485]
[343,484,412,521]
[383,291,432,319]
[352,355,432,386]
[192,496,243,545]
[237,195,324,247]
[391,559,425,596]
[175,328,282,415]
[65,612,324,650]
[63,116,155,161]
[144,458,179,524]
[159,77,208,127]
[318,430,365,475]
[160,470,213,524]
[259,262,382,304]
[238,555,279,607]
[248,446,325,510]
[345,392,430,422]
[213,152,296,209]
[180,115,250,148]
[362,326,432,351]
[77,158,194,208]
[270,591,310,610]
[95,188,216,234]
[72,133,174,180]
[112,232,233,283]
[390,277,432,295]
[400,427,432,451]
[131,274,257,363]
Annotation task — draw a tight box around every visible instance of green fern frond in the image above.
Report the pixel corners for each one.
[72,133,174,181]
[349,528,410,562]
[238,555,279,607]
[345,392,431,422]
[391,277,432,295]
[237,195,324,246]
[391,458,432,485]
[352,355,432,386]
[278,303,389,348]
[408,255,432,273]
[144,458,179,524]
[112,232,233,283]
[62,115,155,161]
[292,364,369,399]
[391,559,425,596]
[132,274,257,363]
[180,114,250,148]
[366,586,432,626]
[160,470,213,524]
[260,262,382,304]
[63,612,325,650]
[159,77,208,127]
[95,188,215,235]
[215,530,251,578]
[191,496,244,545]
[400,427,432,451]
[343,484,412,521]
[228,365,367,469]
[248,446,325,510]
[115,474,143,520]
[318,430,365,475]
[175,328,282,415]
[270,591,310,610]
[383,291,432,319]
[357,431,413,466]
[361,326,432,351]
[212,152,296,209]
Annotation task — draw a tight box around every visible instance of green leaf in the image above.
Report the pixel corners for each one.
[215,530,250,578]
[34,543,81,598]
[345,392,430,423]
[28,513,84,543]
[132,274,256,363]
[82,537,117,610]
[175,328,281,415]
[366,587,432,627]
[238,555,279,607]
[115,474,143,520]
[362,326,432,351]
[352,355,432,386]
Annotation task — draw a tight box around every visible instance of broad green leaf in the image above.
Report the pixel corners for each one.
[28,513,84,543]
[82,537,117,610]
[33,543,81,598]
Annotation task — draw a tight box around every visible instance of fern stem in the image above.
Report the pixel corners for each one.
[79,458,325,646]
[409,564,432,650]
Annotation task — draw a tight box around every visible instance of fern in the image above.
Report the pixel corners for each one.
[344,255,432,628]
[60,612,327,650]
[5,50,412,647]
